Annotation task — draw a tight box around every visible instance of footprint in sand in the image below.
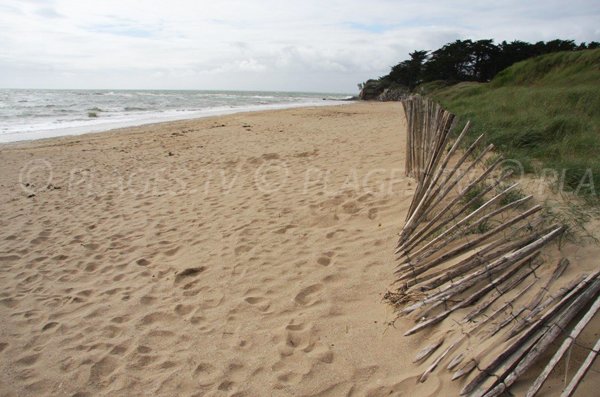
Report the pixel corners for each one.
[277,371,302,385]
[367,207,378,220]
[0,255,20,262]
[234,245,252,255]
[274,224,296,234]
[42,322,59,332]
[140,311,177,326]
[89,356,119,384]
[317,256,331,266]
[174,266,206,284]
[174,304,194,316]
[285,320,305,331]
[357,193,374,203]
[15,353,40,367]
[244,296,271,312]
[317,251,335,266]
[164,246,180,256]
[341,200,360,214]
[194,362,219,387]
[294,284,323,306]
[325,228,346,239]
[136,258,150,266]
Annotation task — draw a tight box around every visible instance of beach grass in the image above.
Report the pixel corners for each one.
[428,49,600,202]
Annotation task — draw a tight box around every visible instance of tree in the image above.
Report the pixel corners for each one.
[363,38,594,94]
[423,40,475,82]
[471,39,500,81]
[387,50,428,90]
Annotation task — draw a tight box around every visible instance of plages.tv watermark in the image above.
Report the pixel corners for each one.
[16,158,597,199]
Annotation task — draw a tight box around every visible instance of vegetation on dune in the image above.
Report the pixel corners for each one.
[362,38,599,96]
[431,49,600,201]
[359,39,599,202]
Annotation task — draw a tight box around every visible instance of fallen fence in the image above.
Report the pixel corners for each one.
[389,95,599,397]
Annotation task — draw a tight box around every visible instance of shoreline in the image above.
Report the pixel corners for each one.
[0,99,354,145]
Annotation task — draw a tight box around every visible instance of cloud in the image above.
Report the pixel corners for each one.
[346,22,396,34]
[87,23,155,38]
[34,7,63,18]
[0,0,598,92]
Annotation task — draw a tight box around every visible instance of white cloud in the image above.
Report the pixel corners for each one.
[0,0,598,92]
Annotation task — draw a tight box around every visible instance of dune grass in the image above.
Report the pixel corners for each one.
[429,49,600,201]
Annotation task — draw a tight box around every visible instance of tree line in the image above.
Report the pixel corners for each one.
[363,39,600,93]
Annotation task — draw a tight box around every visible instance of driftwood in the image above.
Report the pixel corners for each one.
[401,98,457,231]
[523,258,569,313]
[487,307,526,338]
[419,340,458,382]
[453,358,478,381]
[476,275,587,368]
[487,274,583,339]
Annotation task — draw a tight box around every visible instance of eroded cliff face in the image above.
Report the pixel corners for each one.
[358,79,386,100]
[377,87,409,101]
[359,79,409,101]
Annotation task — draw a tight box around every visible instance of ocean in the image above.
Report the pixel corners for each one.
[0,89,353,143]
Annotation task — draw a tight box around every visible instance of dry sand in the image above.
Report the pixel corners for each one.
[0,102,597,396]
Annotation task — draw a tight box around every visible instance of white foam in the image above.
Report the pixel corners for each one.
[0,100,351,144]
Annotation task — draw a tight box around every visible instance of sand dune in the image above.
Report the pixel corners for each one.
[1,102,598,397]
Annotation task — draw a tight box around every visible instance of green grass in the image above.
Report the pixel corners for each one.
[428,49,600,201]
[462,183,486,212]
[498,185,527,207]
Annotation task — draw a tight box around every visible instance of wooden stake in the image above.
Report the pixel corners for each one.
[398,166,509,255]
[403,253,540,336]
[560,336,600,397]
[479,278,600,397]
[527,295,600,397]
[414,335,445,362]
[401,225,562,315]
[396,206,543,284]
[460,271,600,396]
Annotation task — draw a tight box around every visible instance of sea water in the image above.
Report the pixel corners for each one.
[0,89,352,143]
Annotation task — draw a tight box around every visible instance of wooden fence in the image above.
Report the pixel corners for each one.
[390,95,599,397]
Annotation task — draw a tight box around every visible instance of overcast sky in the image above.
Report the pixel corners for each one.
[1,0,598,93]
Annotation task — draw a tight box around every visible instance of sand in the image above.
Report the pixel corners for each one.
[0,102,598,397]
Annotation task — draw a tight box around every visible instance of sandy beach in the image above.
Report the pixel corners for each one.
[0,102,598,397]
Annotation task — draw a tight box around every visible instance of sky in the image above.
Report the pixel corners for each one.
[0,0,599,93]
